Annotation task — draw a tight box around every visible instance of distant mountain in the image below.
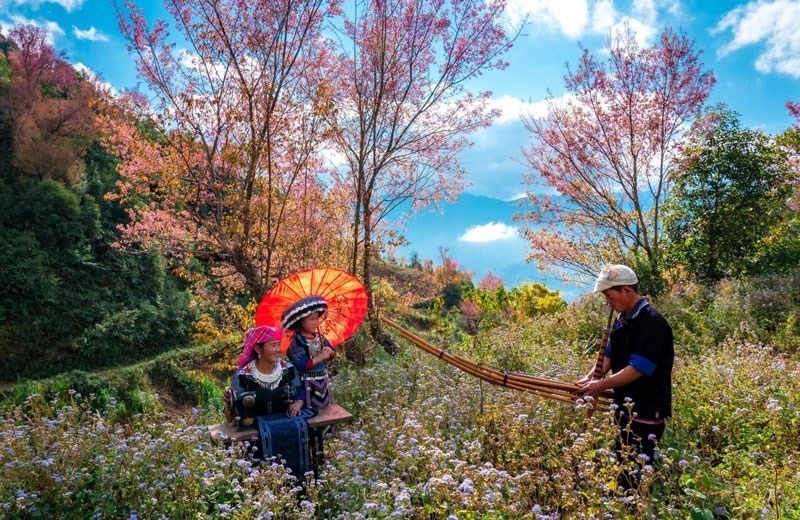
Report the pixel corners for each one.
[394,192,587,301]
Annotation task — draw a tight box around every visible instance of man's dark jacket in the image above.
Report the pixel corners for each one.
[608,304,674,420]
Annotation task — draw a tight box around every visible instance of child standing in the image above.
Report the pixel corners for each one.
[282,295,336,411]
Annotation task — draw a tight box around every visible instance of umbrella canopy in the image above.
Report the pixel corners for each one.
[255,268,368,352]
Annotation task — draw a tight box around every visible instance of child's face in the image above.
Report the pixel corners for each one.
[299,312,323,335]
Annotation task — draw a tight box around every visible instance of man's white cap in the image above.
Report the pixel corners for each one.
[593,264,638,293]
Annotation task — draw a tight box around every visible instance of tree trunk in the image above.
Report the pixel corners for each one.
[350,169,364,275]
[350,203,361,276]
[361,200,397,354]
[240,260,265,301]
[361,201,374,329]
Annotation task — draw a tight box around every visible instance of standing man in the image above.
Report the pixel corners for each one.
[576,265,674,478]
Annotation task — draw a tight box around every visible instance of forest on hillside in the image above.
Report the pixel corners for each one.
[1,0,800,517]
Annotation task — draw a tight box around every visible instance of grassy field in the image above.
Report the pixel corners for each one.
[2,276,799,519]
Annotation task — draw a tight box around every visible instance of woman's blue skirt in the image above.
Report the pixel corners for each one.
[256,409,315,482]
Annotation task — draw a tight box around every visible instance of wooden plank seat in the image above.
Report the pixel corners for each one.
[207,403,353,471]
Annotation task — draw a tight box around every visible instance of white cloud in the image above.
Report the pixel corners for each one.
[489,95,551,123]
[319,143,348,169]
[489,93,575,124]
[591,0,617,34]
[506,0,589,38]
[632,0,657,20]
[72,25,108,42]
[72,61,92,75]
[608,15,658,47]
[1,14,64,44]
[505,0,671,45]
[714,0,800,78]
[459,222,520,242]
[72,62,117,96]
[176,47,234,79]
[11,0,85,12]
[178,48,198,69]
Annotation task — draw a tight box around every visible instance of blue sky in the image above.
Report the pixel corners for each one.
[2,0,800,300]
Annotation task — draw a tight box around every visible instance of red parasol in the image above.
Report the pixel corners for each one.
[255,268,368,352]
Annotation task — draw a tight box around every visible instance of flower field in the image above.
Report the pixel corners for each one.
[2,287,800,519]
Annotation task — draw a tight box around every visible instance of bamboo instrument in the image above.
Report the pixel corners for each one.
[443,354,594,403]
[380,316,612,412]
[593,309,616,379]
[582,308,616,426]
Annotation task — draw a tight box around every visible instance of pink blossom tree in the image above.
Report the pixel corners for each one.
[105,0,345,299]
[325,0,516,326]
[788,101,800,121]
[517,26,715,283]
[477,271,504,291]
[6,25,96,183]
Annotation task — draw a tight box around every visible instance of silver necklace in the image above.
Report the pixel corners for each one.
[249,360,283,388]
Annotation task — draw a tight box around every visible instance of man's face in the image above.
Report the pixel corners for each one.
[601,286,629,313]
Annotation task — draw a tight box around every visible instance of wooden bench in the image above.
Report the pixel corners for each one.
[207,403,353,470]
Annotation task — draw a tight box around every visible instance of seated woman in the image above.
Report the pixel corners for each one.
[222,325,313,481]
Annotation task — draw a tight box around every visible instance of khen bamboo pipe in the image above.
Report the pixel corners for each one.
[439,353,588,401]
[381,316,612,411]
[384,317,611,397]
[384,317,601,396]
